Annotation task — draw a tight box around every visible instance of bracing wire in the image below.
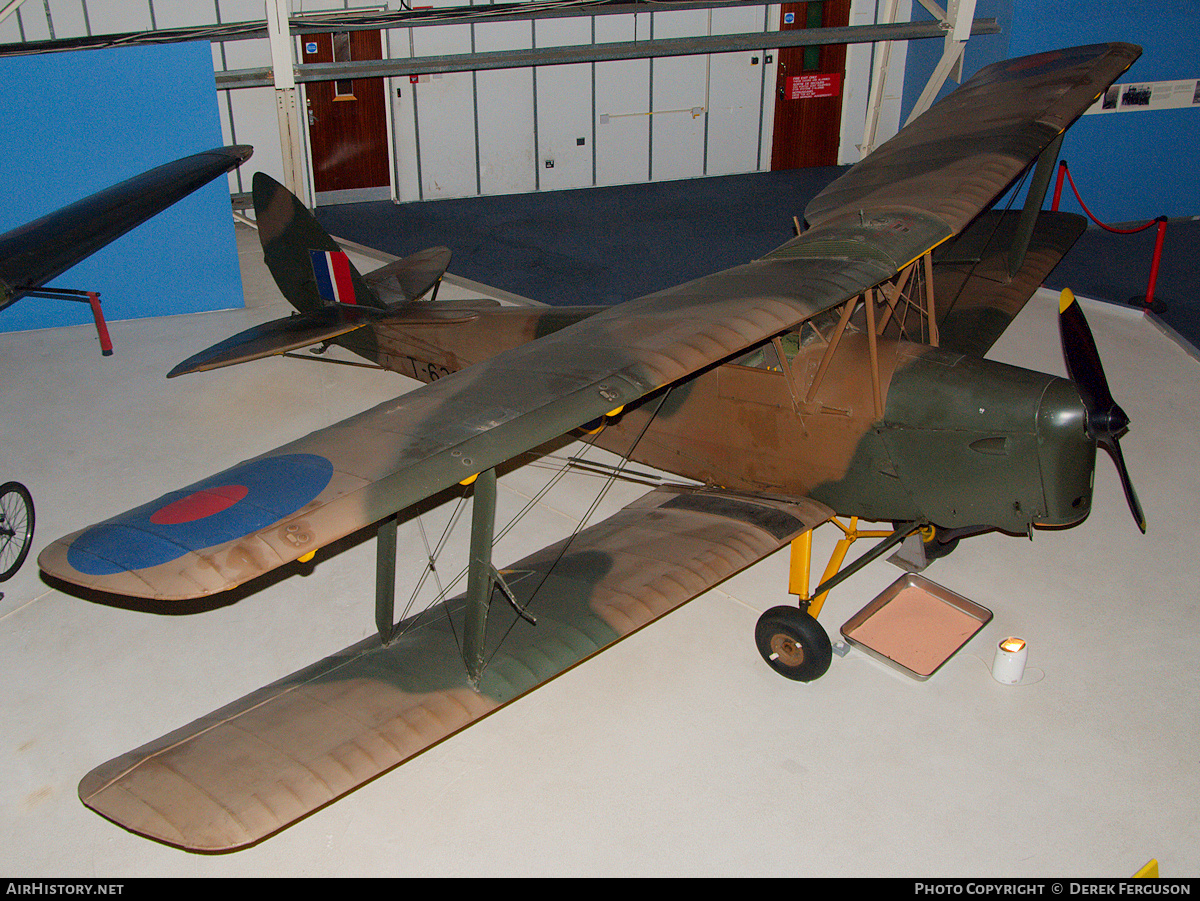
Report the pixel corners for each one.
[390,407,620,644]
[482,388,675,672]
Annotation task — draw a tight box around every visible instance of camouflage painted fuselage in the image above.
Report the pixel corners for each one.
[339,303,1095,537]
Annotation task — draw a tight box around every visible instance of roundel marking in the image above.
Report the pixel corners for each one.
[149,485,250,525]
[67,454,334,576]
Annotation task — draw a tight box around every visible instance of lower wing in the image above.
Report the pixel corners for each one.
[76,486,831,851]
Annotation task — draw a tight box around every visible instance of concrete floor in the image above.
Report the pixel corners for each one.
[1,223,1197,877]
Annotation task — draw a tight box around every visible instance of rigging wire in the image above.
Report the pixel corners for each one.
[482,387,675,673]
[389,409,616,645]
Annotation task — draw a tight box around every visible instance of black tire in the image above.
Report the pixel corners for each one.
[894,522,959,561]
[918,524,959,561]
[755,605,832,682]
[0,481,34,582]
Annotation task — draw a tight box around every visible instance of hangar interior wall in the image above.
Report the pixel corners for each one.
[3,1,1190,221]
[0,0,911,208]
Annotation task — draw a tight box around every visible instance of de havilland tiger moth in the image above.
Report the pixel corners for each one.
[35,43,1145,851]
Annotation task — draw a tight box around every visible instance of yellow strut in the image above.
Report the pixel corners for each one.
[789,517,893,619]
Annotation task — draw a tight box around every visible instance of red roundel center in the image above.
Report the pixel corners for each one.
[150,485,250,525]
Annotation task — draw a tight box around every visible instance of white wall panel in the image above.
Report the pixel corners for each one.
[151,0,220,29]
[594,13,650,186]
[535,16,594,192]
[704,50,770,177]
[45,0,87,38]
[411,23,476,199]
[226,86,287,194]
[706,4,772,176]
[474,20,537,196]
[82,0,152,33]
[385,28,422,204]
[647,9,709,182]
[6,3,50,41]
[595,58,650,186]
[0,12,22,43]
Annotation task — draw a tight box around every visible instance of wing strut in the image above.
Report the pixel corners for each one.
[1008,132,1066,277]
[375,514,399,644]
[375,467,534,686]
[463,468,498,687]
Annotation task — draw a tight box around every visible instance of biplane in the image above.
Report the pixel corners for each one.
[0,145,251,354]
[37,43,1144,852]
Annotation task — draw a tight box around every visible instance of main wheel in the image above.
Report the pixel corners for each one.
[918,524,959,561]
[755,605,832,682]
[0,481,34,582]
[894,522,959,561]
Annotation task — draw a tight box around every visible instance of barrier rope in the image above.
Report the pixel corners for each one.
[1051,160,1169,311]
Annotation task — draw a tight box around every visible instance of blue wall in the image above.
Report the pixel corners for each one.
[0,41,243,336]
[902,0,1200,222]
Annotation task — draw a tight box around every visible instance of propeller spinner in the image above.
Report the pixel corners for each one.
[1058,289,1146,533]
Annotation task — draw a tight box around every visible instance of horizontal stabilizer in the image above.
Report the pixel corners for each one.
[167,306,381,377]
[365,246,452,304]
[76,487,831,851]
[168,299,504,377]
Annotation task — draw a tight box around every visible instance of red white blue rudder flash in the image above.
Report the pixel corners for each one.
[309,249,357,305]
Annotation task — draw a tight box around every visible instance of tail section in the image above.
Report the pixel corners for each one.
[252,172,383,313]
[169,173,454,378]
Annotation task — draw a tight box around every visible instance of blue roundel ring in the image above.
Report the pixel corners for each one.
[68,454,334,576]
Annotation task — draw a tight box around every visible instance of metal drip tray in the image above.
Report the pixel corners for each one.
[840,573,992,680]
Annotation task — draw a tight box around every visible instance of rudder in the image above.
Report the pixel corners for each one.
[252,172,381,313]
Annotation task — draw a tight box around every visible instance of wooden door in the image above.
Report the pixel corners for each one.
[770,0,851,170]
[302,30,391,202]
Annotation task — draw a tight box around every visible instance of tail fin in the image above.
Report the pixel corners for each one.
[252,172,382,313]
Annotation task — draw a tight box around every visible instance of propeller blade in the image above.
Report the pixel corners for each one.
[1100,433,1146,534]
[1059,288,1115,412]
[1058,289,1145,532]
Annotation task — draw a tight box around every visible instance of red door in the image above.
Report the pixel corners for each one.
[302,30,391,202]
[770,0,851,170]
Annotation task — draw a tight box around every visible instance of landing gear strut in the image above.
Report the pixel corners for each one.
[754,518,921,682]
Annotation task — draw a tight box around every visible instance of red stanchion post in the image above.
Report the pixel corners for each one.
[1137,218,1168,314]
[1058,161,1170,314]
[1051,160,1067,212]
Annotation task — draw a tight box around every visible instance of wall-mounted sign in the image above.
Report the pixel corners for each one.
[1086,79,1200,114]
[786,73,842,100]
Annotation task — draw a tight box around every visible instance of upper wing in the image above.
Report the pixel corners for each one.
[0,146,252,303]
[803,43,1140,234]
[37,236,921,600]
[74,487,830,851]
[39,43,1138,601]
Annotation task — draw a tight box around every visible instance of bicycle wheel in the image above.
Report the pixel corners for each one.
[0,481,34,582]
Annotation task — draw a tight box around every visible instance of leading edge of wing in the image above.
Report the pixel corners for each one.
[804,42,1141,237]
[38,206,934,601]
[76,486,831,852]
[0,146,253,300]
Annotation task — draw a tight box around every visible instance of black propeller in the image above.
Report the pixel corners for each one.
[1058,289,1146,533]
